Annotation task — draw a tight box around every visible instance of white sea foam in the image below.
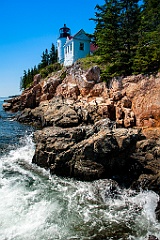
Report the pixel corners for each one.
[0,135,160,240]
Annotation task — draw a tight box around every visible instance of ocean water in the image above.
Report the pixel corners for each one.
[0,97,160,240]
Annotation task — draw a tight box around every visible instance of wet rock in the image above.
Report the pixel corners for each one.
[148,235,159,240]
[93,179,121,202]
[2,102,12,111]
[32,119,144,182]
[131,138,160,195]
[73,160,105,181]
[155,200,160,221]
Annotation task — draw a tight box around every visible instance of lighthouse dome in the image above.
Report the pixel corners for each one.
[59,24,71,38]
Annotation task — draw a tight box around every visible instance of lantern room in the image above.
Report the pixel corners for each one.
[59,24,71,38]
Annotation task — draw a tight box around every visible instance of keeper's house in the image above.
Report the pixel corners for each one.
[57,24,95,67]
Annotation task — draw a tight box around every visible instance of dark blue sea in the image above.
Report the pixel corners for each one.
[0,97,160,240]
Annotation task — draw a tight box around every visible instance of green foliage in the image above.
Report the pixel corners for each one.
[20,66,39,90]
[38,49,50,69]
[132,30,160,74]
[78,55,104,70]
[20,43,58,90]
[91,0,160,77]
[132,0,160,73]
[92,0,121,62]
[40,63,62,78]
[49,43,57,64]
[60,70,67,80]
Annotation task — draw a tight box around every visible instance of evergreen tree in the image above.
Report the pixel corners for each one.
[20,70,27,90]
[20,66,39,90]
[49,43,57,64]
[92,0,122,77]
[20,44,59,90]
[133,0,160,73]
[118,0,140,74]
[33,65,39,76]
[92,0,141,77]
[93,0,120,61]
[27,68,32,87]
[40,49,50,68]
[142,0,160,32]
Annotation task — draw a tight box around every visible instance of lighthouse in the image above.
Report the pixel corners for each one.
[57,24,71,64]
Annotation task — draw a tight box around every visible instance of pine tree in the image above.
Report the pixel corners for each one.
[40,49,50,68]
[133,0,160,73]
[49,43,57,64]
[93,0,120,60]
[92,0,141,77]
[27,68,31,87]
[92,0,122,77]
[118,0,140,74]
[20,44,58,90]
[20,70,27,90]
[33,65,39,76]
[142,0,160,32]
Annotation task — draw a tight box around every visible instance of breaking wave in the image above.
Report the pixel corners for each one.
[0,135,160,240]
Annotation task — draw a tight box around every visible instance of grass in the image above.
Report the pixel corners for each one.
[78,55,106,71]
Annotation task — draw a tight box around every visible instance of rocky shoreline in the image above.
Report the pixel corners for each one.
[3,63,160,222]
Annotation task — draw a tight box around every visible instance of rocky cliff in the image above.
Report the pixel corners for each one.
[4,63,160,129]
[3,63,160,196]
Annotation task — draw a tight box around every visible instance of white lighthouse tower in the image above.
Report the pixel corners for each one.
[57,24,71,64]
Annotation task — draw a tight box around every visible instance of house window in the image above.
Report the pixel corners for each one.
[70,43,72,52]
[79,42,84,51]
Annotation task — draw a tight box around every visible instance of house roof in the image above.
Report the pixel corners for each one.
[73,29,90,40]
[64,29,90,47]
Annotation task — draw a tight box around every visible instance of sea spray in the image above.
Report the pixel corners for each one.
[0,135,160,240]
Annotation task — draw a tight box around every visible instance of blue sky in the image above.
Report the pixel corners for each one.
[0,0,104,97]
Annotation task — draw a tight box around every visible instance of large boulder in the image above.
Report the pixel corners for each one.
[32,119,145,183]
[131,138,160,195]
[32,114,160,194]
[122,74,160,127]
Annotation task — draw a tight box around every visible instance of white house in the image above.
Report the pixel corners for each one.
[57,24,91,66]
[64,29,91,66]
